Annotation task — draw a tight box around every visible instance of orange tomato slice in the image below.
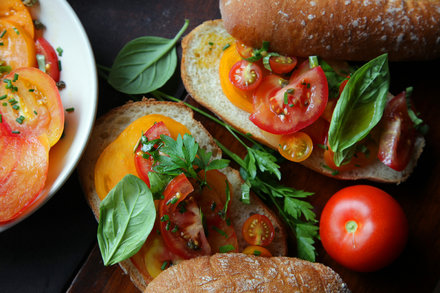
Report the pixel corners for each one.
[94,114,191,200]
[0,134,49,223]
[0,67,64,146]
[0,19,36,72]
[278,132,313,162]
[242,245,272,257]
[219,42,254,113]
[0,0,34,39]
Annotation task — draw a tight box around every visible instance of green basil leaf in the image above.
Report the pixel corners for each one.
[97,174,156,266]
[108,20,189,94]
[148,172,173,199]
[328,54,390,166]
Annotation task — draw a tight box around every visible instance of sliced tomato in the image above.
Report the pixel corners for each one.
[35,37,61,82]
[134,121,171,187]
[250,62,328,134]
[0,0,34,39]
[242,245,272,257]
[278,132,313,162]
[197,170,238,253]
[0,67,64,146]
[0,19,36,73]
[229,60,263,91]
[159,173,211,259]
[235,40,254,59]
[378,92,415,171]
[268,55,297,74]
[130,222,181,278]
[242,214,275,247]
[0,134,49,223]
[302,117,329,145]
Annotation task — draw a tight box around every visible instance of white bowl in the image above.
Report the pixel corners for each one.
[0,0,97,231]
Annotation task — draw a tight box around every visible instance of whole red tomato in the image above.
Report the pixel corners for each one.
[319,185,408,272]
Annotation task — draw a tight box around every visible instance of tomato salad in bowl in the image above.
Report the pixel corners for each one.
[219,40,426,177]
[0,0,97,231]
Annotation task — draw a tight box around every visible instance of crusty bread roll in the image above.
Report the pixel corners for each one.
[145,253,350,292]
[77,99,287,291]
[220,0,440,61]
[181,20,425,184]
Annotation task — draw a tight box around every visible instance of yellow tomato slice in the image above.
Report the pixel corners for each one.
[94,114,191,200]
[242,245,272,257]
[0,67,64,146]
[0,134,49,223]
[0,0,34,39]
[219,42,254,113]
[277,132,313,162]
[0,19,36,72]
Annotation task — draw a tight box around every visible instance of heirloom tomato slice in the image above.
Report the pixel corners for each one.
[250,61,328,134]
[0,0,35,39]
[35,37,61,82]
[0,134,49,222]
[0,67,64,146]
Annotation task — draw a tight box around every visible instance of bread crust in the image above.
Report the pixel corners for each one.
[77,99,287,291]
[181,20,425,184]
[145,253,350,292]
[220,0,440,61]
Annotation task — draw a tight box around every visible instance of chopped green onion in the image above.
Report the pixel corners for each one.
[36,54,46,73]
[13,73,19,82]
[309,56,319,68]
[15,115,25,124]
[0,94,6,100]
[160,261,168,270]
[160,215,169,222]
[0,30,6,38]
[13,27,19,35]
[65,107,75,112]
[253,250,262,256]
[212,226,228,238]
[219,244,235,253]
[222,43,230,51]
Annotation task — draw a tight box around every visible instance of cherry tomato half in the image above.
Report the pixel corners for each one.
[268,55,297,74]
[35,37,61,82]
[320,185,408,272]
[159,173,211,259]
[242,214,275,247]
[250,60,328,134]
[235,40,254,59]
[242,245,272,257]
[378,91,415,171]
[134,121,171,187]
[229,59,263,91]
[278,132,313,162]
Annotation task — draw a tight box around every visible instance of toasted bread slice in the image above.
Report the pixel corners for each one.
[77,99,287,291]
[145,253,350,293]
[181,20,425,184]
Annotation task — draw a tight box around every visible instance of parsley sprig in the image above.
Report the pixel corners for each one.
[153,90,319,261]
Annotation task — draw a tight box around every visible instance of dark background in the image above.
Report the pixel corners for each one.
[1,0,440,293]
[0,1,220,292]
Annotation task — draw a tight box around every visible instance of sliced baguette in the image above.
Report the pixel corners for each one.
[181,20,425,184]
[77,99,287,291]
[145,253,350,293]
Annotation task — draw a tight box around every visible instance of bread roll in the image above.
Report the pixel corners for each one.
[220,0,440,61]
[145,253,350,292]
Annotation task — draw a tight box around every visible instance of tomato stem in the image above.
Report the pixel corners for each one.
[345,220,358,233]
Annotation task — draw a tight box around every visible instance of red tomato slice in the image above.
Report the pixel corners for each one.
[0,134,49,222]
[320,185,408,272]
[378,92,415,171]
[235,40,254,59]
[242,214,275,247]
[196,170,238,253]
[229,60,263,91]
[134,121,171,187]
[0,67,64,146]
[302,117,329,145]
[35,37,60,82]
[268,55,297,74]
[250,63,328,134]
[159,173,211,259]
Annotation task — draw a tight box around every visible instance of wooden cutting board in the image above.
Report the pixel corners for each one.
[69,85,440,292]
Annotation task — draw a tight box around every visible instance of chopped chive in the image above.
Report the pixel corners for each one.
[309,56,319,68]
[33,110,38,115]
[2,102,7,106]
[160,261,168,270]
[0,94,6,100]
[13,27,19,35]
[13,73,19,82]
[208,41,214,46]
[12,105,19,110]
[0,42,3,46]
[283,91,288,104]
[212,226,228,238]
[160,215,169,222]
[0,30,6,38]
[165,221,170,231]
[56,47,63,56]
[171,225,178,233]
[8,98,17,105]
[222,43,230,51]
[58,60,62,71]
[253,250,262,256]
[15,115,25,124]
[166,196,178,205]
[11,130,20,134]
[0,114,2,123]
[219,244,235,253]
[65,107,75,112]
[28,89,35,92]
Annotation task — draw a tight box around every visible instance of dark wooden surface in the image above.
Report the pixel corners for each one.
[2,0,440,292]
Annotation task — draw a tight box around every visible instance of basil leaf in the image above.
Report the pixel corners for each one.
[97,174,156,266]
[148,172,173,200]
[328,54,390,166]
[108,20,189,94]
